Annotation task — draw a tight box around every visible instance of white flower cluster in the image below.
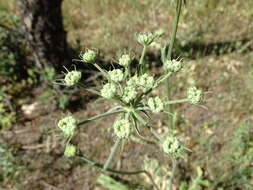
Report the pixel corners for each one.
[137,32,155,46]
[101,83,117,99]
[187,86,202,104]
[64,71,81,86]
[81,49,97,63]
[119,54,131,67]
[138,74,154,90]
[64,144,76,157]
[108,69,124,82]
[127,74,154,90]
[113,119,131,139]
[148,97,164,113]
[58,116,78,138]
[164,59,182,73]
[122,86,138,103]
[162,136,183,158]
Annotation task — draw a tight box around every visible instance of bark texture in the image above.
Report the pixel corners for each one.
[18,0,69,69]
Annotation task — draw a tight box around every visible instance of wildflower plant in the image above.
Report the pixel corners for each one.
[55,0,202,189]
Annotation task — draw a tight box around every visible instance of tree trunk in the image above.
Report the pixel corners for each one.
[17,0,69,69]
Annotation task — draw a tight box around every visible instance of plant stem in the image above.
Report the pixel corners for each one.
[77,82,100,95]
[166,98,188,105]
[139,45,147,74]
[78,109,124,127]
[78,154,160,190]
[165,0,183,130]
[103,138,121,171]
[94,63,109,79]
[167,0,182,60]
[168,158,177,190]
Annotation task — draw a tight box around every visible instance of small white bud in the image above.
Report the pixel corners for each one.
[81,50,97,63]
[58,116,78,138]
[64,71,81,86]
[108,69,124,82]
[137,32,155,46]
[119,54,131,67]
[164,59,182,73]
[122,86,137,103]
[64,144,76,157]
[162,136,183,158]
[101,83,117,99]
[147,97,164,113]
[113,119,131,139]
[187,86,202,104]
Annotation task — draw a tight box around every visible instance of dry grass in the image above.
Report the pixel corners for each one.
[62,0,253,59]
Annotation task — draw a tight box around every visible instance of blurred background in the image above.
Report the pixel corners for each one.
[0,0,253,189]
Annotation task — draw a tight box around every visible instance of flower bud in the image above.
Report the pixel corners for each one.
[187,86,202,104]
[162,136,183,158]
[58,116,78,138]
[108,69,124,82]
[164,59,182,73]
[137,32,155,46]
[64,144,76,157]
[101,83,117,99]
[64,70,82,86]
[122,86,137,103]
[138,74,154,90]
[147,97,164,113]
[113,119,131,139]
[81,50,97,63]
[119,54,131,67]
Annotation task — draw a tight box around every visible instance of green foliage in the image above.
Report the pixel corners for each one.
[0,9,26,80]
[180,167,209,190]
[225,123,253,189]
[209,123,253,190]
[0,145,23,187]
[0,87,16,129]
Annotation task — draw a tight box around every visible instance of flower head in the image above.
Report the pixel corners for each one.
[101,83,117,99]
[138,74,154,90]
[122,86,137,103]
[162,135,184,158]
[164,59,182,73]
[119,54,131,67]
[64,144,76,157]
[58,116,78,138]
[148,97,164,113]
[108,69,124,82]
[113,119,131,139]
[187,86,202,104]
[64,71,81,86]
[81,49,97,63]
[127,75,139,87]
[137,32,155,46]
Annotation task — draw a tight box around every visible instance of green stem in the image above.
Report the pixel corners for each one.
[168,158,177,190]
[78,109,124,127]
[103,138,121,171]
[165,98,188,105]
[78,154,160,190]
[133,111,162,141]
[165,0,183,130]
[139,45,147,74]
[167,0,182,60]
[77,82,100,95]
[94,63,109,79]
